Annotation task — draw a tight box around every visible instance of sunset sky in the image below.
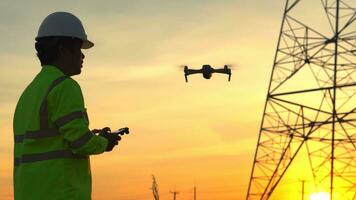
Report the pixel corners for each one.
[1,0,349,200]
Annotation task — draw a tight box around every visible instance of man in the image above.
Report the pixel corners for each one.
[13,12,121,200]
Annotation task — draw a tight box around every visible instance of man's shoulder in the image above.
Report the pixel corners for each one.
[60,77,81,88]
[49,77,83,97]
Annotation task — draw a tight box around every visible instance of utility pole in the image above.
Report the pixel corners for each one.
[300,180,305,200]
[194,186,197,200]
[170,190,179,200]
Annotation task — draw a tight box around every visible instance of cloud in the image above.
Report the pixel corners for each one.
[0,0,284,64]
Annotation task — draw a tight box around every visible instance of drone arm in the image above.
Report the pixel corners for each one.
[213,68,231,74]
[187,69,202,74]
[184,69,202,82]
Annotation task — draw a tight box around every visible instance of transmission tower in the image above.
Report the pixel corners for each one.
[246,0,355,200]
[151,175,160,200]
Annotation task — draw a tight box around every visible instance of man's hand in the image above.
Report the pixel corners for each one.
[97,127,121,152]
[91,129,101,134]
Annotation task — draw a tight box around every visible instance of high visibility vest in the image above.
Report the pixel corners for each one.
[13,65,108,200]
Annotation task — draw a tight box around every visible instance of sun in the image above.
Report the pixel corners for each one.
[310,192,330,200]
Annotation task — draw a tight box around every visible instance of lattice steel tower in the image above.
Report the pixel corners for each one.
[151,175,160,200]
[246,0,355,200]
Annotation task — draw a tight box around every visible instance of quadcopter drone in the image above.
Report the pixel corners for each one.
[183,64,232,82]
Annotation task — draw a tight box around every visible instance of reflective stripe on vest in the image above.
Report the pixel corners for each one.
[14,128,59,143]
[14,135,25,143]
[14,131,92,165]
[14,110,88,143]
[14,150,87,166]
[69,131,93,149]
[55,110,88,127]
[39,76,68,129]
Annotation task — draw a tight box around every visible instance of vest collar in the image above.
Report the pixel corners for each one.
[41,65,66,76]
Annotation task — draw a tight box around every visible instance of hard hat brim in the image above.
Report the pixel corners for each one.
[82,39,94,49]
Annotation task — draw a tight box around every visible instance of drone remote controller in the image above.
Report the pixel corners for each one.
[111,127,129,135]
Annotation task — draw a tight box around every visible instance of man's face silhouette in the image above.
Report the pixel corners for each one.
[59,39,85,76]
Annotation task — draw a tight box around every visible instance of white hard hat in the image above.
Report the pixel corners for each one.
[36,12,94,49]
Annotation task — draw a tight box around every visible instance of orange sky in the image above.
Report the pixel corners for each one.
[1,0,353,200]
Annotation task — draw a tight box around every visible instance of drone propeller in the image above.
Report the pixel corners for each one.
[221,64,237,81]
[177,65,189,82]
[224,64,238,70]
[177,65,186,70]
